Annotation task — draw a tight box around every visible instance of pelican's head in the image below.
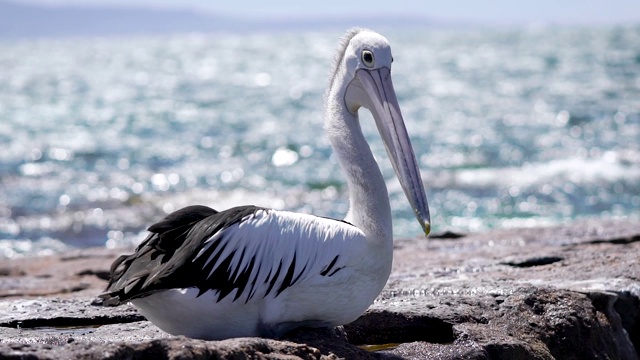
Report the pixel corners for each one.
[331,29,431,236]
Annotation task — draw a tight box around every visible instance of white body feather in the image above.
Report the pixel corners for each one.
[132,210,391,339]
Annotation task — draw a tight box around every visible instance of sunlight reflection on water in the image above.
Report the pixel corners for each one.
[0,26,639,256]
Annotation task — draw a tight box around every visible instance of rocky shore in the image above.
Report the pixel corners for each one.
[1,218,639,359]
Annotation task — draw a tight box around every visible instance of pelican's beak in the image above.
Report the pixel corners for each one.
[350,67,431,236]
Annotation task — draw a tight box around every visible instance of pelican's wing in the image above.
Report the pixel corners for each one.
[100,205,363,305]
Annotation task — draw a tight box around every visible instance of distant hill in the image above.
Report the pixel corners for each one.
[0,0,443,38]
[0,1,240,37]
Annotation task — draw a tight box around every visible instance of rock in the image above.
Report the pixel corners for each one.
[0,247,121,300]
[0,218,638,359]
[0,335,328,360]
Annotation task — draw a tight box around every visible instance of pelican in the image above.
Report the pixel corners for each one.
[100,28,430,340]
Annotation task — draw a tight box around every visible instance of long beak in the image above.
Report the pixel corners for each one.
[355,67,431,236]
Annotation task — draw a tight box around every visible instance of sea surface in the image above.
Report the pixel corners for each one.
[1,26,639,258]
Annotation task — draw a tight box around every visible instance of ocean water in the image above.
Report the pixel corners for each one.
[1,26,639,258]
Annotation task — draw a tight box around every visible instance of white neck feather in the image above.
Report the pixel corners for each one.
[324,73,392,246]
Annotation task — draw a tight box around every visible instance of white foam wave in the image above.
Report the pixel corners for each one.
[432,155,640,190]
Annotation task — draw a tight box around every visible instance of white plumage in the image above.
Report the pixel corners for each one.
[128,209,387,339]
[195,210,362,292]
[101,28,430,340]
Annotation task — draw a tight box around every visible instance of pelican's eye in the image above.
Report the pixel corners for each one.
[362,50,374,68]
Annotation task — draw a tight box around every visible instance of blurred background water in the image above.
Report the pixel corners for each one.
[1,25,639,258]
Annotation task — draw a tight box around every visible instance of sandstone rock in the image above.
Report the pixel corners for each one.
[0,218,638,359]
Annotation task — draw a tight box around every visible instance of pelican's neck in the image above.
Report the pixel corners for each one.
[324,92,393,246]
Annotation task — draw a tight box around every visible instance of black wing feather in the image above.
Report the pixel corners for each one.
[100,205,263,305]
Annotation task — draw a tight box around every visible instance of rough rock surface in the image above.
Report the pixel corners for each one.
[0,218,638,359]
